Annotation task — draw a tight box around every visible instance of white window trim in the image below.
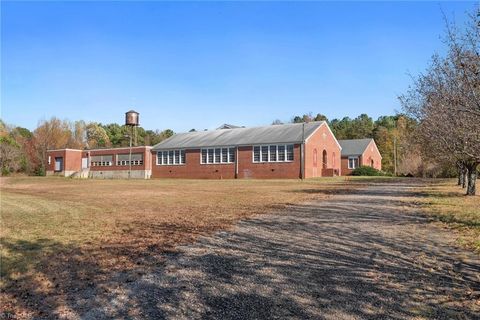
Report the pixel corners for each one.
[348,156,359,169]
[200,147,235,165]
[252,144,294,163]
[156,150,186,166]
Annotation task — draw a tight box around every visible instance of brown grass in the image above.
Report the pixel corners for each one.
[1,176,379,318]
[417,179,480,252]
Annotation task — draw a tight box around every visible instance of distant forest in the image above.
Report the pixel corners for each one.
[0,112,435,177]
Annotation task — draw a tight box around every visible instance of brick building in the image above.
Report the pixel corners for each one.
[338,138,382,175]
[46,146,152,179]
[151,121,342,179]
[46,122,385,179]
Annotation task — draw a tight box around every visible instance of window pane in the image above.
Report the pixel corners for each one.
[215,148,221,163]
[168,150,174,164]
[221,148,228,163]
[201,149,207,164]
[208,149,214,163]
[174,150,180,164]
[229,148,235,163]
[269,145,277,162]
[261,146,269,162]
[131,153,143,161]
[253,146,260,162]
[157,152,161,165]
[278,145,285,161]
[286,145,294,161]
[180,150,185,164]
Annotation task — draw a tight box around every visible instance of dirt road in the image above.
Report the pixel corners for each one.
[77,180,480,319]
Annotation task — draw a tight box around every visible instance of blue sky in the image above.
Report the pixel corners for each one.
[1,1,476,132]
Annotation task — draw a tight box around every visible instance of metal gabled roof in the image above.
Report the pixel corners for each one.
[338,139,373,156]
[152,121,326,150]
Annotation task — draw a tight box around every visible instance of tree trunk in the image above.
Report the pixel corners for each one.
[457,165,464,186]
[462,167,468,188]
[466,163,477,196]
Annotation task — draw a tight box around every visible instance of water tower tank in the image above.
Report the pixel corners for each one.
[125,110,139,126]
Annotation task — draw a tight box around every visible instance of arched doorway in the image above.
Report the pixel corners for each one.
[370,158,374,167]
[322,150,327,169]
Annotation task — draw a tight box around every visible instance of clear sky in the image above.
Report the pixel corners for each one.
[1,1,476,132]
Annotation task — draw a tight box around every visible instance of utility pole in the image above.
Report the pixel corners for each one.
[393,118,398,176]
[129,127,132,179]
[393,135,397,176]
[301,122,305,180]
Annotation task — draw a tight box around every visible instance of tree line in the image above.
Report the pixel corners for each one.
[0,118,173,176]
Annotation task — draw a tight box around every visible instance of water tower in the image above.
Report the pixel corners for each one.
[125,110,139,179]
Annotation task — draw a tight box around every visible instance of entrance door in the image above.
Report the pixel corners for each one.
[82,157,88,169]
[54,157,63,172]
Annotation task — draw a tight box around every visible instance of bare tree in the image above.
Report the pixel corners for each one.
[34,118,72,174]
[400,7,480,195]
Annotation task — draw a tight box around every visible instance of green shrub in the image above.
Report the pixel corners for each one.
[351,166,384,176]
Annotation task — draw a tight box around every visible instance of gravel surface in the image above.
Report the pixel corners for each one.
[68,181,480,319]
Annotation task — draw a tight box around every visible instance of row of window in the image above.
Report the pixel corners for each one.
[201,148,235,164]
[117,160,143,166]
[156,145,294,165]
[91,154,144,167]
[253,145,294,163]
[157,150,186,165]
[91,161,113,167]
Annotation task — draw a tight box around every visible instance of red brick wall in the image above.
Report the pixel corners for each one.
[46,150,65,172]
[340,140,382,175]
[46,147,152,173]
[237,145,301,179]
[151,145,302,179]
[304,124,342,177]
[341,157,353,176]
[46,149,82,172]
[361,140,382,170]
[151,149,235,179]
[65,150,82,171]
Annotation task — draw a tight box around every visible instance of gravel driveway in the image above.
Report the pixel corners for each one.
[85,181,479,320]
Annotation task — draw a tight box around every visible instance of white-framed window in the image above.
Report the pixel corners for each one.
[91,155,113,166]
[252,144,294,163]
[200,147,235,164]
[117,153,143,166]
[348,156,359,169]
[156,150,186,165]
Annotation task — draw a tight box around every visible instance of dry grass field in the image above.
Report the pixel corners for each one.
[0,176,376,317]
[1,176,477,318]
[418,179,480,252]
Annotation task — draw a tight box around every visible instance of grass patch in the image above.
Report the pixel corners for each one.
[0,176,377,284]
[419,179,480,252]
